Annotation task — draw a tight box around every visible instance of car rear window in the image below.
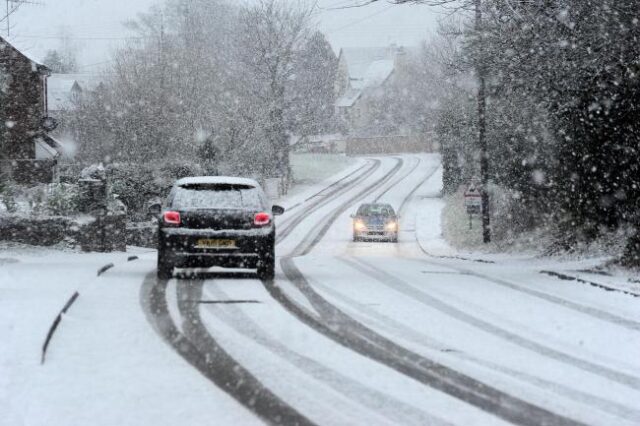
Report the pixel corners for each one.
[171,184,263,210]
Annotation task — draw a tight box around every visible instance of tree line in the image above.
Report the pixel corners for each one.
[423,0,639,265]
[68,0,337,184]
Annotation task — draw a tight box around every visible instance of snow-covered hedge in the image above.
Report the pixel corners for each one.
[0,183,79,217]
[441,184,553,252]
[107,161,205,221]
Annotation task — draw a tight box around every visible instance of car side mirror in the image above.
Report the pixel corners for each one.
[272,205,285,216]
[148,203,162,217]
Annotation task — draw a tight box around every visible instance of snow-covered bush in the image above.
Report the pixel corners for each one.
[442,184,552,252]
[107,160,205,220]
[0,181,17,213]
[46,184,79,216]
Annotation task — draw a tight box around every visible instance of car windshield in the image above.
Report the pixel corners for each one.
[3,1,638,425]
[358,204,394,216]
[171,185,262,210]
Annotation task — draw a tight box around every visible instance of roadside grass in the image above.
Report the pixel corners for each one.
[290,153,356,185]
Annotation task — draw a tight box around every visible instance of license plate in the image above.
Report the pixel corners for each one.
[196,239,236,249]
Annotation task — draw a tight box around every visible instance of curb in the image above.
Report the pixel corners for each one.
[41,255,142,364]
[540,270,640,298]
[41,291,80,364]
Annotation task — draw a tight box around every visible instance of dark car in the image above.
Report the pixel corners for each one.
[156,177,285,280]
[351,203,399,242]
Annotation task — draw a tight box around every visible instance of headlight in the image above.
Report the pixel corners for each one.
[354,220,367,231]
[385,221,397,231]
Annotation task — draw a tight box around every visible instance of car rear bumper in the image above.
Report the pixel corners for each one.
[159,227,273,268]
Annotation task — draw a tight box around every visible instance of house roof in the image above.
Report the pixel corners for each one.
[336,88,362,108]
[339,46,401,90]
[336,45,416,108]
[0,35,49,73]
[340,47,393,80]
[355,59,394,90]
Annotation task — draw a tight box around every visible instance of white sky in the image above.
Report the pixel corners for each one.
[6,0,447,71]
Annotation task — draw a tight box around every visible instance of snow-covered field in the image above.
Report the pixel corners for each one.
[1,154,639,426]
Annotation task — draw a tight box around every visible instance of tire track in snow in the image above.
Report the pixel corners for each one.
[277,159,381,244]
[264,155,582,425]
[276,257,582,426]
[305,276,640,423]
[200,282,452,426]
[345,257,640,392]
[140,157,407,424]
[141,272,314,426]
[373,156,421,202]
[413,253,640,333]
[293,157,404,256]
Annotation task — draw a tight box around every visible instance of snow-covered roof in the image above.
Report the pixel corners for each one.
[340,47,393,81]
[336,88,362,108]
[336,45,415,109]
[176,176,260,187]
[354,59,394,90]
[0,35,47,71]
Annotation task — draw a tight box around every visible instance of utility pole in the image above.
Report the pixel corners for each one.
[475,0,491,243]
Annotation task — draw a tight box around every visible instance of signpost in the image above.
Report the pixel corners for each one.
[464,184,482,229]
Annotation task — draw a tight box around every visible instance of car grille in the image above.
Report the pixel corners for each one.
[366,224,385,233]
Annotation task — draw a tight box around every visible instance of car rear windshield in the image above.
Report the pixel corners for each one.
[171,184,263,210]
[358,204,394,216]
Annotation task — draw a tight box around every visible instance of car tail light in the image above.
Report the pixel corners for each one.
[254,212,271,226]
[163,211,181,226]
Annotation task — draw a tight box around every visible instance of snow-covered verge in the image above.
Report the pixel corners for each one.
[416,168,639,296]
[290,153,356,186]
[0,248,260,426]
[274,154,363,210]
[441,184,635,265]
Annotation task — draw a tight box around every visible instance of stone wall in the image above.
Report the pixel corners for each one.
[0,213,126,251]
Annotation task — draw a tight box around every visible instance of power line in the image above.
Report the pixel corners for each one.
[12,33,146,41]
[327,4,395,32]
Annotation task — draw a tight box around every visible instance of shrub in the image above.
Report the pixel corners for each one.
[46,184,79,216]
[0,181,17,213]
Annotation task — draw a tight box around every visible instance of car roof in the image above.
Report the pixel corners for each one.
[175,176,259,187]
[360,203,393,208]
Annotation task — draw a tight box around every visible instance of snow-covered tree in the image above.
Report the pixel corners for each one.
[42,49,77,74]
[235,0,314,181]
[288,31,338,137]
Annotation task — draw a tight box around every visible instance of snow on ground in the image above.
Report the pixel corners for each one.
[196,277,510,426]
[2,153,639,426]
[0,246,150,425]
[17,255,260,426]
[0,156,360,426]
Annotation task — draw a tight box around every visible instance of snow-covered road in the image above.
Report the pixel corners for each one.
[2,154,639,426]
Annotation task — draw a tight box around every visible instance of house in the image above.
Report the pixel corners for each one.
[47,73,103,149]
[334,45,415,134]
[0,36,62,183]
[47,73,102,114]
[334,45,435,155]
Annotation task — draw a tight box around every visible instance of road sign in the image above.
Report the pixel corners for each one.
[464,185,482,215]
